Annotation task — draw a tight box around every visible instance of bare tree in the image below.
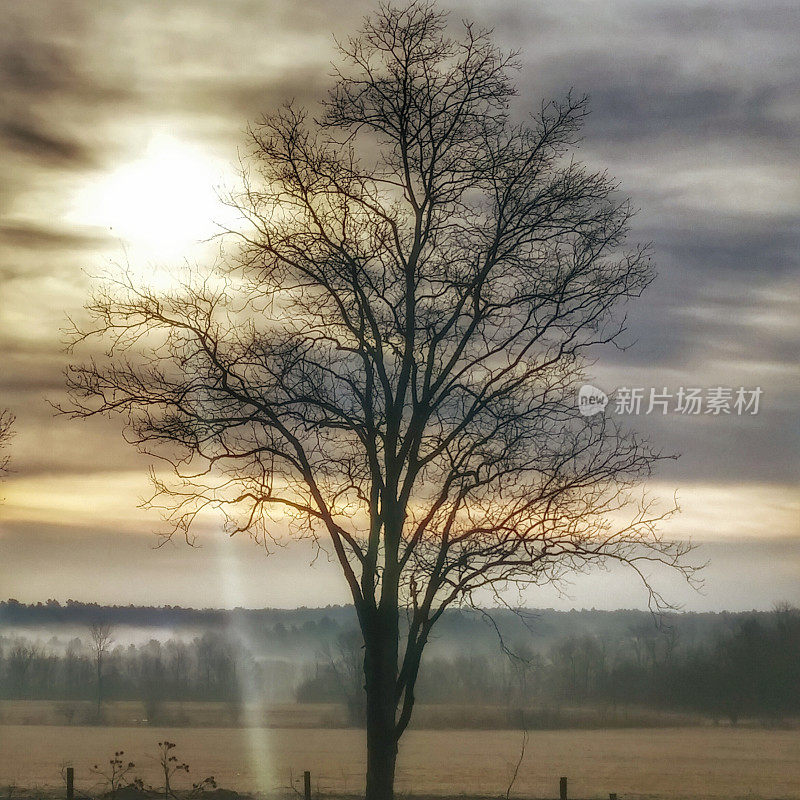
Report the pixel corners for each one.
[0,409,14,481]
[156,741,189,800]
[320,627,367,725]
[90,751,135,800]
[64,5,694,798]
[89,621,114,714]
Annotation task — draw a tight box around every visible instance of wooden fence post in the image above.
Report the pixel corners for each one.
[303,770,311,800]
[559,776,567,800]
[66,767,74,800]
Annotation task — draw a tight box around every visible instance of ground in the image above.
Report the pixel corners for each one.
[1,722,799,799]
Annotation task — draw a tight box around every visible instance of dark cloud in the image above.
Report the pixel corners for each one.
[598,266,799,371]
[0,221,104,251]
[584,75,799,145]
[0,3,133,179]
[643,215,800,279]
[640,1,800,36]
[621,410,799,486]
[167,69,329,124]
[0,120,94,166]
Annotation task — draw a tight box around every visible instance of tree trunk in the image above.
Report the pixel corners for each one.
[363,609,399,800]
[365,700,397,800]
[96,655,102,713]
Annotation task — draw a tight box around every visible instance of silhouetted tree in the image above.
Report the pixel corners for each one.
[89,621,114,714]
[63,4,694,797]
[7,642,39,697]
[0,409,13,482]
[90,751,135,800]
[321,628,366,725]
[156,740,189,799]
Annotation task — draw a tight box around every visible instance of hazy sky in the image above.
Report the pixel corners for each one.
[1,0,798,611]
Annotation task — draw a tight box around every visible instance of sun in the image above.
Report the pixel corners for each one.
[72,134,235,261]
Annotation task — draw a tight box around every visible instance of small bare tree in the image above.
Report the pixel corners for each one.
[64,4,695,798]
[89,622,114,714]
[320,628,367,725]
[0,410,14,482]
[156,741,189,800]
[90,751,135,800]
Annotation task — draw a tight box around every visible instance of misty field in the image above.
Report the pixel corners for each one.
[1,724,799,799]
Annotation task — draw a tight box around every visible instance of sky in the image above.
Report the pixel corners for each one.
[0,0,798,611]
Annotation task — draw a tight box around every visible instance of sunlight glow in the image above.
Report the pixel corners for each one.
[71,134,235,260]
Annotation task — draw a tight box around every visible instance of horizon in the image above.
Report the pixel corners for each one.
[2,596,793,615]
[2,528,797,611]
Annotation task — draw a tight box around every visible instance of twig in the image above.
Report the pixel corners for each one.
[505,727,529,800]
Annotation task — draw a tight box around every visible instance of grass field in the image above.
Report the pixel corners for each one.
[1,723,798,799]
[0,700,349,728]
[0,700,708,729]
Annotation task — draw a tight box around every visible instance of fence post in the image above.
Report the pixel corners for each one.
[66,767,74,800]
[560,776,567,800]
[610,794,617,800]
[303,770,311,800]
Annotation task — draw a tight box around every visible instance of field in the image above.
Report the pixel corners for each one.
[1,723,799,799]
[0,700,707,730]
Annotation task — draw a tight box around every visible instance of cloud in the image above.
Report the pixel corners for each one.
[2,521,798,611]
[0,221,106,251]
[644,215,800,279]
[0,120,95,167]
[0,521,347,609]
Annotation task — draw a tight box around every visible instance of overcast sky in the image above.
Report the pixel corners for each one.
[0,0,797,611]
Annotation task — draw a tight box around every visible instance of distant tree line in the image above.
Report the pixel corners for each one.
[0,599,780,650]
[0,598,358,630]
[0,631,297,718]
[2,603,797,727]
[298,605,800,725]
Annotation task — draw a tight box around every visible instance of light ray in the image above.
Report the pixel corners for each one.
[210,529,275,794]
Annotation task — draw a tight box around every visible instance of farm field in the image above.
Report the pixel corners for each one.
[1,724,798,799]
[0,700,707,730]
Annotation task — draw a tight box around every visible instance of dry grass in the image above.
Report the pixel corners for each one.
[1,724,799,799]
[0,701,709,730]
[0,700,348,728]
